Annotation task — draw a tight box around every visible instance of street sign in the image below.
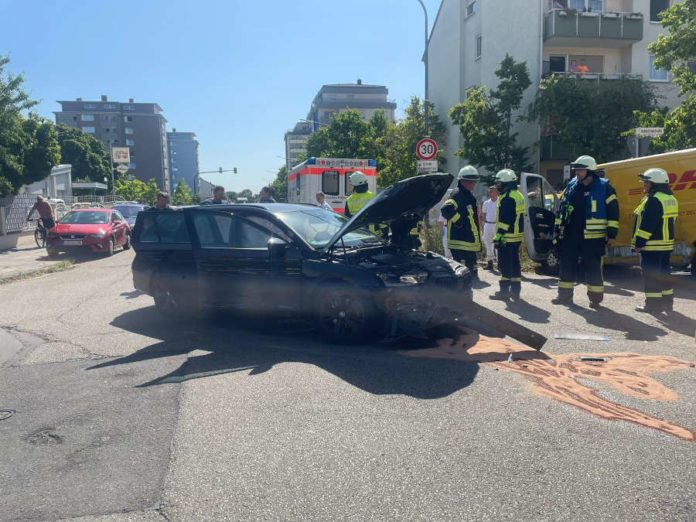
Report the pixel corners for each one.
[416,138,438,160]
[116,164,129,174]
[417,160,438,174]
[112,147,131,164]
[635,127,664,138]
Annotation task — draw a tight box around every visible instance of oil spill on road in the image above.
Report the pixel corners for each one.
[401,330,696,442]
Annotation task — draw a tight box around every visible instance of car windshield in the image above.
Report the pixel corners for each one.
[113,205,143,218]
[277,209,383,249]
[60,211,110,224]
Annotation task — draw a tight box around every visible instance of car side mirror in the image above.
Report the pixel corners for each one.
[268,237,289,259]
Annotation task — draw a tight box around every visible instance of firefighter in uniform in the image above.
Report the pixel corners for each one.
[345,171,387,237]
[489,169,526,301]
[440,166,482,281]
[632,167,678,314]
[552,155,619,308]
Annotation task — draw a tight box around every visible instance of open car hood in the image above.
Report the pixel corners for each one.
[324,173,453,250]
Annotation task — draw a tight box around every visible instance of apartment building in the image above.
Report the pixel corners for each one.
[55,96,170,190]
[427,0,681,185]
[167,129,199,193]
[284,80,397,168]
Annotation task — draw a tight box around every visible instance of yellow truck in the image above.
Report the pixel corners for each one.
[521,148,696,276]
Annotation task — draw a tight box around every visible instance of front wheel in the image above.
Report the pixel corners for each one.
[34,227,46,248]
[122,233,131,250]
[315,283,377,344]
[106,237,115,256]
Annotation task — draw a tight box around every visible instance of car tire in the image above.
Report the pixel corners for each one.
[540,248,560,275]
[106,237,115,256]
[315,282,378,344]
[123,233,131,250]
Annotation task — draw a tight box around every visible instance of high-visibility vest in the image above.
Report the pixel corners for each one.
[497,190,525,243]
[632,192,678,251]
[444,191,481,252]
[555,177,617,240]
[346,191,387,236]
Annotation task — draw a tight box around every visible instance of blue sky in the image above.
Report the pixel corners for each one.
[0,0,441,192]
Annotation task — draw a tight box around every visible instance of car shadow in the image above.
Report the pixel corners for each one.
[568,305,667,342]
[88,308,548,400]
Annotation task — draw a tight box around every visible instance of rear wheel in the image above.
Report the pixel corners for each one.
[122,233,131,250]
[315,283,377,344]
[34,227,46,248]
[106,237,115,256]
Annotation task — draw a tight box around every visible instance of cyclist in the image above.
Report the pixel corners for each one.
[26,195,56,231]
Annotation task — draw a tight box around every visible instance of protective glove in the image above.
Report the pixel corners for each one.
[493,233,505,247]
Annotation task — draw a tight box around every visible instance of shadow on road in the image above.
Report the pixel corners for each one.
[503,299,551,324]
[658,311,696,338]
[569,306,667,342]
[90,307,548,399]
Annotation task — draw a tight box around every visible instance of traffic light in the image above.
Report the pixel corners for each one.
[233,167,238,174]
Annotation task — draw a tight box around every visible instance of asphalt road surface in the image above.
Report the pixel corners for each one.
[1,248,694,521]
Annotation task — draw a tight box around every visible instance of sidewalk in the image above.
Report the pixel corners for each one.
[0,233,69,283]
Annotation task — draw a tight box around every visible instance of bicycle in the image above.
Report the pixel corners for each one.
[31,219,47,248]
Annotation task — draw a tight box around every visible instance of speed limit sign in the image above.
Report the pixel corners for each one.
[416,138,438,160]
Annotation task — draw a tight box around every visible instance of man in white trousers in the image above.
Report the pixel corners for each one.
[481,185,499,270]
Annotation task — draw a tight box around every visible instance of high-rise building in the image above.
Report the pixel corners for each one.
[55,96,170,190]
[284,80,397,168]
[427,0,682,186]
[167,129,199,194]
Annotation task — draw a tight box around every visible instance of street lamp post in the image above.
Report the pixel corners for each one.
[417,0,429,136]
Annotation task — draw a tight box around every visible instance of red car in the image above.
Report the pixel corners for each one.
[46,208,131,257]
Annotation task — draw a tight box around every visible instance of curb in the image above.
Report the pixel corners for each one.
[0,261,74,286]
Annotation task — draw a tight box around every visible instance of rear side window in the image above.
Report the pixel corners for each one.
[192,212,280,248]
[138,212,190,244]
[322,170,340,195]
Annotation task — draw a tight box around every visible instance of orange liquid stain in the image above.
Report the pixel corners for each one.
[400,330,696,442]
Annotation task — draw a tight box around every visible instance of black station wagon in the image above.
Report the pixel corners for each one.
[131,174,473,342]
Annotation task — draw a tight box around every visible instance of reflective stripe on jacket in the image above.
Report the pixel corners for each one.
[497,189,525,243]
[441,188,481,252]
[632,191,678,251]
[555,177,619,240]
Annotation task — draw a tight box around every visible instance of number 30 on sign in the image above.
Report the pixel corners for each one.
[416,138,438,160]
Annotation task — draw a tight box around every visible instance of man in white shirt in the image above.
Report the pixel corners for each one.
[481,185,499,270]
[315,192,334,211]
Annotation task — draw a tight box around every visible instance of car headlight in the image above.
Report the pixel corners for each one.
[455,266,469,278]
[378,271,428,286]
[88,230,106,238]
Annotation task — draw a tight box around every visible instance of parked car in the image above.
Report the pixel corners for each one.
[131,174,474,342]
[46,208,131,257]
[112,203,146,229]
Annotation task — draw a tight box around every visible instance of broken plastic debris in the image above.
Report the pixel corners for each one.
[507,353,513,363]
[579,356,608,363]
[553,333,610,341]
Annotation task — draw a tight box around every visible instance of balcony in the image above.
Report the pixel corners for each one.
[541,67,644,81]
[544,9,643,47]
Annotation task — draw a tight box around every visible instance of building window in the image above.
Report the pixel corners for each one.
[124,116,133,122]
[125,128,134,135]
[475,35,482,59]
[126,139,135,146]
[649,54,669,81]
[84,104,96,109]
[82,126,96,133]
[466,1,476,17]
[650,0,669,22]
[549,55,566,73]
[104,103,117,109]
[81,114,95,122]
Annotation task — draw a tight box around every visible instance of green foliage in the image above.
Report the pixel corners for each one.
[270,164,288,202]
[649,0,696,96]
[114,178,159,204]
[0,57,61,195]
[172,179,193,205]
[529,75,655,161]
[450,54,533,173]
[305,110,374,158]
[56,125,111,183]
[378,97,447,187]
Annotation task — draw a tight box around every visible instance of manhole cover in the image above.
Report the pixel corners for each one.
[26,428,63,445]
[0,409,15,421]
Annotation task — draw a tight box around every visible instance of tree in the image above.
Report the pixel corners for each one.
[114,178,159,204]
[378,97,447,187]
[0,56,60,195]
[635,0,696,150]
[529,75,655,161]
[450,54,533,174]
[56,125,111,183]
[270,165,288,202]
[173,179,193,205]
[305,109,374,159]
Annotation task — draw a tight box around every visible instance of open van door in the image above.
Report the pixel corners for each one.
[520,173,559,273]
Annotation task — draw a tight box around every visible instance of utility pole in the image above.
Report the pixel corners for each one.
[417,0,429,136]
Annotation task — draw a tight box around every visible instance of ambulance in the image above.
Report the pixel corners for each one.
[288,157,378,213]
[521,148,696,275]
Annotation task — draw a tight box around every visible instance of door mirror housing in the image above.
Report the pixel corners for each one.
[268,237,289,258]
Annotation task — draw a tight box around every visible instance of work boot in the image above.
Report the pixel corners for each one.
[551,296,572,305]
[635,304,663,315]
[489,292,510,301]
[486,260,494,271]
[588,301,602,309]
